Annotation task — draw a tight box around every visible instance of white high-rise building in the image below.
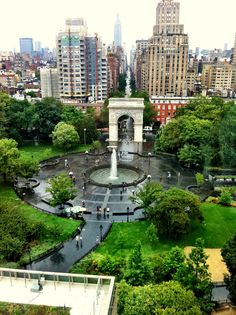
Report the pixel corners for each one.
[40,68,59,98]
[56,18,88,102]
[114,14,122,48]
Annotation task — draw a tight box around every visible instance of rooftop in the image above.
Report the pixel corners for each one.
[0,268,115,315]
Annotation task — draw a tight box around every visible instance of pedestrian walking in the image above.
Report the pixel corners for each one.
[65,159,69,168]
[96,235,99,245]
[120,190,123,200]
[72,175,76,184]
[132,189,135,196]
[69,171,73,178]
[106,207,110,218]
[75,235,79,247]
[80,235,83,247]
[82,200,85,207]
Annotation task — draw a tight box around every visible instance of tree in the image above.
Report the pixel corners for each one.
[91,140,102,153]
[175,238,213,313]
[33,97,63,140]
[219,105,236,168]
[130,181,163,209]
[0,92,11,138]
[46,174,77,207]
[146,222,159,244]
[195,173,205,187]
[5,99,36,144]
[118,281,202,315]
[0,138,20,183]
[52,122,79,150]
[148,187,202,239]
[16,157,39,179]
[219,188,232,206]
[124,241,153,286]
[221,234,236,304]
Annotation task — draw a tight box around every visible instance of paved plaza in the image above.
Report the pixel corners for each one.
[23,147,196,272]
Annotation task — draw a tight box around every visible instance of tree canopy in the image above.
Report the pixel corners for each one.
[221,234,236,304]
[155,96,235,167]
[117,281,202,315]
[52,122,80,150]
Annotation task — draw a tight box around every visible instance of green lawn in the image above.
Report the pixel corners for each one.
[0,185,81,265]
[19,143,90,163]
[95,202,236,259]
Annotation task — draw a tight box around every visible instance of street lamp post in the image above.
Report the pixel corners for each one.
[127,207,130,222]
[84,128,87,145]
[99,224,103,242]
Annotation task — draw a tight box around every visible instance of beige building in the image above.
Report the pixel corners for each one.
[40,68,59,98]
[201,61,233,95]
[145,0,189,96]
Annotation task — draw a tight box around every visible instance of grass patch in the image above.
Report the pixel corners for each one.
[95,202,236,259]
[0,302,70,315]
[19,143,90,163]
[0,185,81,264]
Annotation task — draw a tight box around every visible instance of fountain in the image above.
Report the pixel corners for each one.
[86,145,146,188]
[109,146,118,179]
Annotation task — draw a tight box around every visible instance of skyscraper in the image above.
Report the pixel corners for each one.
[19,38,33,55]
[114,14,122,48]
[146,0,189,96]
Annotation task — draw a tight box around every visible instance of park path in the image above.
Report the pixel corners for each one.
[27,220,111,273]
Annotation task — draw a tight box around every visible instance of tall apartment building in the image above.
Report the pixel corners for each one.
[201,61,233,96]
[57,18,107,102]
[19,38,33,55]
[144,0,189,96]
[232,34,236,91]
[114,14,122,48]
[57,18,88,102]
[40,68,59,98]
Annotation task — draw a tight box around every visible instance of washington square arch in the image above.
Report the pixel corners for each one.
[108,98,144,153]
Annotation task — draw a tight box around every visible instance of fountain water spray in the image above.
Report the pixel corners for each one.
[109,146,118,179]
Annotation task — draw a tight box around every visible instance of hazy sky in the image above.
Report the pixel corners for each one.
[1,0,235,52]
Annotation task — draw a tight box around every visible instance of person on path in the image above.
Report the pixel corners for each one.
[65,159,69,168]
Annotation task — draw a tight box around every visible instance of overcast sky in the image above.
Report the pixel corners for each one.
[1,0,235,53]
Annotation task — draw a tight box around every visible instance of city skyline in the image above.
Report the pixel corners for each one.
[0,0,235,53]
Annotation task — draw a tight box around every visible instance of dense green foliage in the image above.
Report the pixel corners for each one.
[117,281,202,315]
[0,185,80,265]
[174,239,213,312]
[0,138,20,182]
[221,234,236,304]
[0,138,39,183]
[155,96,236,167]
[0,93,99,145]
[123,241,153,286]
[52,122,79,149]
[47,173,77,207]
[133,182,202,239]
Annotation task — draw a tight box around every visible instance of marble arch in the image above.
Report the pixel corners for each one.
[108,98,144,153]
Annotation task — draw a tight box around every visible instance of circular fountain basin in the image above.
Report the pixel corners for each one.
[86,164,146,188]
